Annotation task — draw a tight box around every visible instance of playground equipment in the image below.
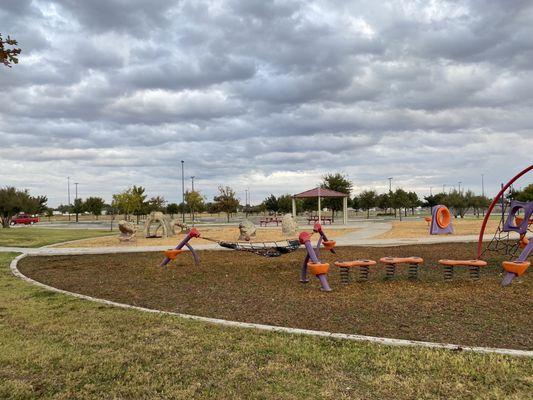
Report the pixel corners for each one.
[438,259,487,281]
[379,257,424,280]
[477,164,532,285]
[429,205,453,234]
[334,260,376,283]
[299,222,334,291]
[160,227,201,267]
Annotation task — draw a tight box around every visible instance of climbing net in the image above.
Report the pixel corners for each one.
[202,237,301,258]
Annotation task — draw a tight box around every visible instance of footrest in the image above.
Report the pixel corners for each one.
[307,262,330,276]
[164,249,184,260]
[334,260,376,268]
[380,256,424,265]
[438,259,487,267]
[502,261,530,276]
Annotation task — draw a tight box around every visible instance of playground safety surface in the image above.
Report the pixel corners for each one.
[18,242,532,350]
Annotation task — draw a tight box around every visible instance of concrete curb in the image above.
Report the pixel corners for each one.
[9,253,532,358]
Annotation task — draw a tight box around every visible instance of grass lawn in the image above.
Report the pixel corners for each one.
[0,228,113,248]
[3,254,532,398]
[19,243,532,350]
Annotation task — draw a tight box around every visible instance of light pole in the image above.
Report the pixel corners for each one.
[190,175,195,223]
[181,160,185,223]
[430,186,433,196]
[245,188,249,218]
[481,174,485,197]
[67,176,71,222]
[387,177,393,215]
[74,182,79,223]
[458,181,462,193]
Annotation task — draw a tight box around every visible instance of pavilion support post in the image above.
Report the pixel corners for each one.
[292,197,297,219]
[343,196,348,225]
[318,196,321,223]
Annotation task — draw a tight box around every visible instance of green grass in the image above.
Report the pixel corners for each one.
[0,228,113,248]
[1,253,532,399]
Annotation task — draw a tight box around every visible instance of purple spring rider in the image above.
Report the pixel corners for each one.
[160,227,201,267]
[299,222,335,291]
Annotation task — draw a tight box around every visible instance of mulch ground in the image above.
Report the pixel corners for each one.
[18,243,532,350]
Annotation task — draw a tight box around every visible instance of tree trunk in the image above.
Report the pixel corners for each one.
[366,209,370,219]
[75,213,79,223]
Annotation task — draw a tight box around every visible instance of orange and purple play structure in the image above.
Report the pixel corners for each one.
[477,164,532,285]
[299,222,335,291]
[430,205,453,234]
[160,227,201,267]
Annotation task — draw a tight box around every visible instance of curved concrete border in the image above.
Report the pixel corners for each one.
[10,253,533,358]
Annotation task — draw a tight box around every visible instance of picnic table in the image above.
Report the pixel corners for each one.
[306,215,333,224]
[259,216,282,226]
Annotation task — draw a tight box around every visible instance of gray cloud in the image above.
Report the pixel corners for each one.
[0,0,532,206]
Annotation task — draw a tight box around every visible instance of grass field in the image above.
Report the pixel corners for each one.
[0,228,113,248]
[19,243,532,350]
[2,253,533,399]
[377,217,503,239]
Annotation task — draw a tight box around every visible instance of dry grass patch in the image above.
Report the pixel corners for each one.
[18,243,532,350]
[55,226,357,248]
[376,218,502,239]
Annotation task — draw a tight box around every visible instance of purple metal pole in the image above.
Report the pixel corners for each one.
[299,231,332,291]
[160,228,201,267]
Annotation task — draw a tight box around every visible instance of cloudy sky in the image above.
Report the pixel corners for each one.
[1,0,532,206]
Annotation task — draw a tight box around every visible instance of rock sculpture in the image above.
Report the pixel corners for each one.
[238,220,257,241]
[118,220,136,242]
[144,211,174,238]
[282,213,298,236]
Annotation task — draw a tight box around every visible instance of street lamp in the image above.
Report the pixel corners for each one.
[181,160,185,223]
[67,176,71,221]
[190,175,195,223]
[74,182,79,223]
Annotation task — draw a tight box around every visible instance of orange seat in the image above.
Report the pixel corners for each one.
[322,240,336,250]
[164,249,184,260]
[424,217,432,222]
[502,261,530,276]
[380,256,424,265]
[308,262,330,275]
[519,235,529,248]
[334,260,376,268]
[438,259,487,267]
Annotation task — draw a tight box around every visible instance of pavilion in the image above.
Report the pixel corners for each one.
[292,187,349,225]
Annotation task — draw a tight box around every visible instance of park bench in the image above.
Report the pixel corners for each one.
[259,217,282,227]
[306,216,333,224]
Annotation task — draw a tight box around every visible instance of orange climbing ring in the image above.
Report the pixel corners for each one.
[307,262,330,275]
[436,206,451,229]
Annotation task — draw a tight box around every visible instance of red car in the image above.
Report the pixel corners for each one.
[11,214,39,225]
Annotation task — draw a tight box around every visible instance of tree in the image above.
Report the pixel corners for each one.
[213,186,239,222]
[376,193,390,212]
[446,190,468,218]
[84,197,105,220]
[0,187,46,228]
[277,194,292,214]
[358,190,377,219]
[514,184,533,202]
[321,173,352,221]
[185,190,204,222]
[423,193,448,209]
[166,203,179,218]
[147,196,166,212]
[131,186,147,224]
[45,207,54,222]
[407,191,421,215]
[391,188,410,219]
[262,194,278,213]
[1,33,21,68]
[112,186,146,222]
[71,198,84,223]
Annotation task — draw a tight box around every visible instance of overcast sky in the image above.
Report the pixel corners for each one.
[1,0,532,206]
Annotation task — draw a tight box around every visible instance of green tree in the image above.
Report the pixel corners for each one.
[391,188,409,219]
[71,198,84,223]
[0,187,46,228]
[407,191,421,215]
[166,203,179,218]
[0,33,21,68]
[277,194,292,214]
[185,191,204,222]
[321,173,352,221]
[45,207,54,222]
[376,193,390,212]
[214,186,240,222]
[446,190,468,218]
[131,186,147,224]
[84,197,105,220]
[147,196,166,212]
[358,190,378,219]
[262,194,278,213]
[423,193,448,208]
[514,184,533,202]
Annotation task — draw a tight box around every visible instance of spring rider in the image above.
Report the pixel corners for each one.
[299,222,336,291]
[160,227,201,267]
[430,205,453,234]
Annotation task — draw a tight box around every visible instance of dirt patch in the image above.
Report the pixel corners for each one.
[18,243,532,350]
[55,226,357,248]
[376,218,502,239]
